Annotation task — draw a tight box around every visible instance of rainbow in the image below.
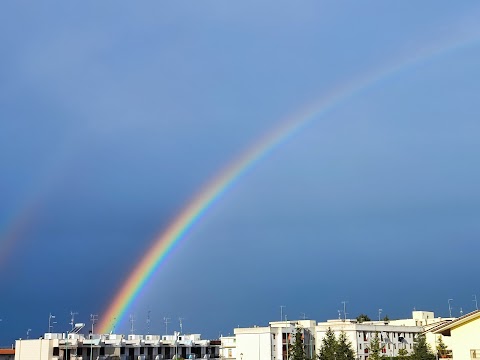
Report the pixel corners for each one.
[100,31,480,333]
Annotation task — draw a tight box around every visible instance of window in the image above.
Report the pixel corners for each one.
[53,347,59,356]
[359,344,362,349]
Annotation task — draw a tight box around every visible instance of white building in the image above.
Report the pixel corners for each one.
[316,318,422,359]
[220,336,236,360]
[231,311,450,360]
[234,320,316,360]
[15,331,220,360]
[316,311,453,360]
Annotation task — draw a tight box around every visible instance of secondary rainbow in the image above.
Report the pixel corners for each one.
[98,30,480,333]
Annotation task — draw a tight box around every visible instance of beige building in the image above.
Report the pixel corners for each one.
[433,309,480,360]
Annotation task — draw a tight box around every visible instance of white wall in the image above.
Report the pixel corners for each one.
[15,339,56,360]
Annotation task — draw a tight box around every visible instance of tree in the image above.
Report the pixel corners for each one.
[367,332,383,360]
[318,327,338,360]
[397,348,409,359]
[336,331,355,360]
[289,327,310,360]
[382,315,390,322]
[411,333,435,360]
[436,335,449,358]
[356,314,371,323]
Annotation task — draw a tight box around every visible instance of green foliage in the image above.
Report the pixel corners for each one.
[367,332,382,360]
[411,333,435,360]
[356,314,371,323]
[318,328,338,360]
[397,347,409,358]
[382,315,390,322]
[336,331,355,360]
[289,327,310,360]
[436,335,449,358]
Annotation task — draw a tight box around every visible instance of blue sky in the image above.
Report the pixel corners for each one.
[1,0,480,345]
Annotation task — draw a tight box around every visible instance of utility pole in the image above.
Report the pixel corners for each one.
[448,299,453,318]
[164,317,170,335]
[147,311,151,335]
[129,314,135,335]
[90,314,98,334]
[89,315,98,360]
[179,317,184,334]
[70,311,79,331]
[48,313,56,333]
[342,301,348,321]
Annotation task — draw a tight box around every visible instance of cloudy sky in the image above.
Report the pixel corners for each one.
[1,0,480,345]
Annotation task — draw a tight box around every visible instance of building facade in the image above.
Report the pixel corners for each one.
[234,320,316,360]
[433,309,480,359]
[15,332,220,360]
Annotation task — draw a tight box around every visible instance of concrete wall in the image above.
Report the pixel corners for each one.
[15,339,56,360]
[235,329,272,360]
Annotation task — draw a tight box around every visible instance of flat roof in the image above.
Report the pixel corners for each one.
[0,349,15,354]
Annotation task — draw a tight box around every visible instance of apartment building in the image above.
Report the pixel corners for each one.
[234,320,316,360]
[15,331,219,360]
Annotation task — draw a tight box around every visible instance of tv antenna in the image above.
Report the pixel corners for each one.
[27,329,32,339]
[164,317,170,335]
[280,306,286,322]
[378,309,383,321]
[147,311,151,335]
[337,310,342,320]
[179,317,184,334]
[448,299,453,318]
[301,312,306,320]
[341,301,348,321]
[129,314,135,335]
[70,311,79,331]
[90,314,98,334]
[460,307,464,316]
[474,295,478,310]
[48,313,56,332]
